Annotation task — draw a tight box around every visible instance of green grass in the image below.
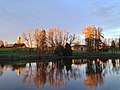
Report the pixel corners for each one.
[0,48,120,59]
[0,48,36,58]
[72,48,120,56]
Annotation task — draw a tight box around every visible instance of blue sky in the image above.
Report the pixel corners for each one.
[0,0,120,43]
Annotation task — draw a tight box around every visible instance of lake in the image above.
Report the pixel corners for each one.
[0,58,120,90]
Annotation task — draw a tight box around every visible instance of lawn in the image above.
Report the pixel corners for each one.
[0,48,36,58]
[72,48,120,56]
[0,48,120,59]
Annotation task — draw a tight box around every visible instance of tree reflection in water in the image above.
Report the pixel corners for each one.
[83,59,104,89]
[0,58,120,89]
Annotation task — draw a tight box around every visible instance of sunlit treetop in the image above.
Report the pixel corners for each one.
[82,26,94,38]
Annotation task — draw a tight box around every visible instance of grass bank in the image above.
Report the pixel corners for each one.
[0,48,120,61]
[0,48,36,58]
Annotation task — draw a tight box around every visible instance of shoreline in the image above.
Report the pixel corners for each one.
[0,54,120,63]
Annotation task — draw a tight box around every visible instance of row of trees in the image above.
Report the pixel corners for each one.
[82,25,120,52]
[0,40,10,48]
[22,28,76,55]
[22,26,120,53]
[1,25,120,54]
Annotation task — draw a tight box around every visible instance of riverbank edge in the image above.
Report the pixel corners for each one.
[0,54,120,62]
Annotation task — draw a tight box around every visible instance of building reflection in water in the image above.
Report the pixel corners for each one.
[0,58,120,89]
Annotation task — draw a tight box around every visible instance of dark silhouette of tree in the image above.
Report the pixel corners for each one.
[119,37,120,49]
[94,27,104,51]
[101,42,108,52]
[64,43,72,56]
[0,40,4,48]
[64,59,72,72]
[111,40,115,54]
[39,29,47,54]
[55,45,64,55]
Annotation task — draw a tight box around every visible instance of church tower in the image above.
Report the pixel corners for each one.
[17,36,21,44]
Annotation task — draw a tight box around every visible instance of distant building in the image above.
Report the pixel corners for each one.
[72,44,87,52]
[17,36,21,44]
[13,43,26,48]
[13,36,26,48]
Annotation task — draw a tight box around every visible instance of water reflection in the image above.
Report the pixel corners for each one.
[0,58,120,90]
[83,59,104,89]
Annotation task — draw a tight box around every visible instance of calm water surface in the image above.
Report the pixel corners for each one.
[0,58,120,90]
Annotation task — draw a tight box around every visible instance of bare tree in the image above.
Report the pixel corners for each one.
[22,31,33,48]
[48,28,65,49]
[0,40,4,47]
[64,32,76,45]
[48,28,55,50]
[33,28,40,48]
[94,27,104,51]
[69,33,76,45]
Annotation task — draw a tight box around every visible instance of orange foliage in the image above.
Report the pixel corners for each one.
[82,26,94,38]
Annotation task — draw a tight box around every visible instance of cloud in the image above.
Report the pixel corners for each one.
[94,3,120,17]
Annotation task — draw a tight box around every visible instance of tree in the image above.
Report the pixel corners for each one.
[48,28,56,51]
[39,28,47,53]
[82,25,104,52]
[64,43,72,56]
[55,44,64,55]
[33,28,40,48]
[111,40,115,54]
[48,28,65,52]
[48,28,76,55]
[64,32,76,45]
[119,37,120,49]
[94,27,104,51]
[82,26,94,52]
[0,40,4,48]
[22,31,33,48]
[53,28,64,47]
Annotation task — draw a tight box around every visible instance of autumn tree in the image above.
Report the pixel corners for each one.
[82,26,94,52]
[82,25,104,52]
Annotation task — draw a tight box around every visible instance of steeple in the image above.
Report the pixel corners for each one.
[17,36,21,44]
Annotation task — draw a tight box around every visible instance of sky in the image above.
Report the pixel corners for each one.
[0,0,120,43]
